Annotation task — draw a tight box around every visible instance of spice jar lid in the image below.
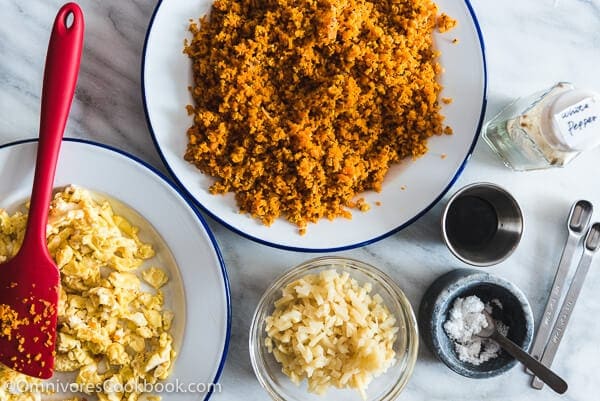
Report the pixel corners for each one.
[542,88,600,151]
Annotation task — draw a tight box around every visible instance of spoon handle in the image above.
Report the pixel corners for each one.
[528,232,579,366]
[491,331,567,394]
[532,223,600,389]
[528,200,593,372]
[22,3,84,251]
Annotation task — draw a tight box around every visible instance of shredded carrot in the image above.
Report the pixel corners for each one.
[184,0,455,232]
[0,305,28,341]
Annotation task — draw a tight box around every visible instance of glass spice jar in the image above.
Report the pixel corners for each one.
[483,82,600,171]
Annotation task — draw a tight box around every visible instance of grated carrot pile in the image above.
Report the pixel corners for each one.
[184,0,454,233]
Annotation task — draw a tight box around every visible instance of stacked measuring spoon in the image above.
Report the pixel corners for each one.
[528,200,600,389]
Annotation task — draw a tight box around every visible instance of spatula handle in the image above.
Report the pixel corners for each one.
[23,3,84,250]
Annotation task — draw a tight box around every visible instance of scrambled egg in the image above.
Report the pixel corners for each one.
[0,186,176,401]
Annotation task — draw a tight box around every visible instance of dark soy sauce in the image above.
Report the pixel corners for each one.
[445,196,498,250]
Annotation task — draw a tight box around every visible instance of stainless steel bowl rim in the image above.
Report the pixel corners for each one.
[441,182,524,267]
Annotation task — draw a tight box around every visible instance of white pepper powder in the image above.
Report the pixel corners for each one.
[443,295,509,365]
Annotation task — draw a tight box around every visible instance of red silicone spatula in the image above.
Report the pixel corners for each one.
[0,3,84,379]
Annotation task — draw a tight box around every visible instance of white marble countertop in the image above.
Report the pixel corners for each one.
[1,0,600,400]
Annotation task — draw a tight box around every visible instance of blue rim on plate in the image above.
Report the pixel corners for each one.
[141,0,488,253]
[0,137,232,401]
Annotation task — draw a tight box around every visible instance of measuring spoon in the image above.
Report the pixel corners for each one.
[527,200,592,374]
[477,312,567,394]
[532,222,600,389]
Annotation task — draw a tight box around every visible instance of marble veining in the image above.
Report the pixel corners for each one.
[1,1,600,400]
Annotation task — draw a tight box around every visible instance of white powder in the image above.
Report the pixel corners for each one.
[443,295,509,366]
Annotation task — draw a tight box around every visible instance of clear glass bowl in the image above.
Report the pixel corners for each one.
[249,256,419,401]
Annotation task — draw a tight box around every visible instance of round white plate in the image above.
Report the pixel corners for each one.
[0,139,230,401]
[142,0,487,251]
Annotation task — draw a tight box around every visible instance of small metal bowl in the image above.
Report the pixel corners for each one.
[418,268,534,378]
[441,182,523,266]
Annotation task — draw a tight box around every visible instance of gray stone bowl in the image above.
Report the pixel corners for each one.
[419,268,534,378]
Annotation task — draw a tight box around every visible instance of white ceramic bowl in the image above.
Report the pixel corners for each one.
[0,139,230,401]
[142,0,487,251]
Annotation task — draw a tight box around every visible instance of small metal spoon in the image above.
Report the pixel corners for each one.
[531,222,600,389]
[528,200,592,373]
[477,312,568,394]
